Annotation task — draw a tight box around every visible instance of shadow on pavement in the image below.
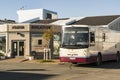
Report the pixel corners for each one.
[0,71,57,80]
[7,69,46,71]
[74,61,120,69]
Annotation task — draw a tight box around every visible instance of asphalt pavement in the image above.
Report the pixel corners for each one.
[0,59,120,80]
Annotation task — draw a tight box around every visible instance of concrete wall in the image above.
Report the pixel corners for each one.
[0,24,7,32]
[17,9,43,23]
[7,24,30,57]
[0,23,61,58]
[17,8,58,23]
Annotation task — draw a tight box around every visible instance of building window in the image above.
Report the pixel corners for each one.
[46,13,52,19]
[0,36,6,54]
[54,34,60,41]
[38,40,42,45]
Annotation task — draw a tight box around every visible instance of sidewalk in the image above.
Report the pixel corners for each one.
[0,58,60,64]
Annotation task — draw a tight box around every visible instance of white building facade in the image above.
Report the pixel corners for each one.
[0,23,61,59]
[17,8,58,23]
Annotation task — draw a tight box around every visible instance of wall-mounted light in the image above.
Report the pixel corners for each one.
[17,32,25,37]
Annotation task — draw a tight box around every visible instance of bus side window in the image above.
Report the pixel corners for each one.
[90,32,95,46]
[90,32,95,43]
[102,33,105,42]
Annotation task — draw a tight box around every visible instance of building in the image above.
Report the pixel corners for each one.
[1,14,120,59]
[17,8,58,23]
[0,17,81,58]
[0,23,61,58]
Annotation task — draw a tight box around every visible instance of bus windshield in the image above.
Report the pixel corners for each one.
[62,27,89,48]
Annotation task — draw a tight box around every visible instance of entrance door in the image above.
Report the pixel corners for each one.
[12,42,18,56]
[19,42,24,56]
[12,41,24,57]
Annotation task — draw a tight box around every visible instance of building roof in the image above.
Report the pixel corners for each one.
[72,15,120,26]
[0,19,16,24]
[31,18,69,24]
[50,17,84,25]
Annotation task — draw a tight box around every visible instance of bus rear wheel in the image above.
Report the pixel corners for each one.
[116,52,120,63]
[96,54,102,66]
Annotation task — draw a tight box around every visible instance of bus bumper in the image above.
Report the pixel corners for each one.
[60,56,96,63]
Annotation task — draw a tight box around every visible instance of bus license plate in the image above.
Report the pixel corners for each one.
[70,57,75,60]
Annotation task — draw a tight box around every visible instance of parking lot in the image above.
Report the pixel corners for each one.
[0,59,120,80]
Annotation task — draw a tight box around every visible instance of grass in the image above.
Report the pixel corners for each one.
[37,59,55,63]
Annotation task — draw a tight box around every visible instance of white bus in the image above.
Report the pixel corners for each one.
[59,25,120,65]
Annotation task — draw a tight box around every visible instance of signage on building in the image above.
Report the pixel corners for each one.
[12,26,25,29]
[31,25,50,30]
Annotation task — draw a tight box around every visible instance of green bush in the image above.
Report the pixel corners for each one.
[38,59,54,63]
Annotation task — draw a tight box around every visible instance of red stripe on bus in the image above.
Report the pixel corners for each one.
[60,53,117,63]
[60,56,96,63]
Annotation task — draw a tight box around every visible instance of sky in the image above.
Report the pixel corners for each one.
[0,0,120,21]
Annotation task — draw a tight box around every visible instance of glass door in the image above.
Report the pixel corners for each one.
[19,42,24,56]
[12,42,18,57]
[12,41,24,57]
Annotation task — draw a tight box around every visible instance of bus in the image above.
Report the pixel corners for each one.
[59,25,120,65]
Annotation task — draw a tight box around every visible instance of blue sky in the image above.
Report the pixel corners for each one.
[0,0,120,21]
